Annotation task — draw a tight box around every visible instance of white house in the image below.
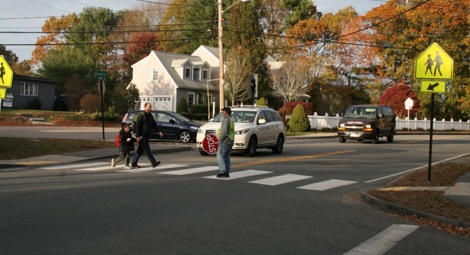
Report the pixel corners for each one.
[128,45,284,111]
[128,45,220,111]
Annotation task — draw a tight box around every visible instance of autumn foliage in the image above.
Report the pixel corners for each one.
[379,83,420,118]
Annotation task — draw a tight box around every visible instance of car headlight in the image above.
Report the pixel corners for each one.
[235,129,250,135]
[340,123,345,128]
[365,124,371,129]
[190,126,199,130]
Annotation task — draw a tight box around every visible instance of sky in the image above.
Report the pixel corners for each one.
[0,0,385,62]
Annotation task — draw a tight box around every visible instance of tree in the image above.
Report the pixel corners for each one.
[365,0,470,119]
[379,83,420,118]
[159,0,196,53]
[224,46,252,105]
[32,14,79,64]
[0,44,19,65]
[270,54,310,103]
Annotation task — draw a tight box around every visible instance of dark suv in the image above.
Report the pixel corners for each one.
[337,105,396,144]
[122,110,200,143]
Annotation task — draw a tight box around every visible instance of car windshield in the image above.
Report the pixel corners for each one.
[344,107,377,119]
[212,111,257,123]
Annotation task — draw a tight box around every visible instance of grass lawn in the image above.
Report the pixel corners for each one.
[368,162,470,237]
[0,137,114,160]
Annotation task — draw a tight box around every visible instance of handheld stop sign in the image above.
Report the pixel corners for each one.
[202,134,218,155]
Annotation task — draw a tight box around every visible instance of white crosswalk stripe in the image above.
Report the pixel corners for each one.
[204,170,271,180]
[249,174,312,186]
[118,164,188,173]
[296,179,357,191]
[36,161,361,192]
[344,224,419,255]
[159,166,218,175]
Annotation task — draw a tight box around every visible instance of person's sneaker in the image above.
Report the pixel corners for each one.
[216,172,230,178]
[152,161,161,168]
[124,165,131,170]
[111,159,116,168]
[131,164,142,168]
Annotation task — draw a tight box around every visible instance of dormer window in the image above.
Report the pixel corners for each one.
[185,67,191,79]
[193,68,200,80]
[202,70,208,80]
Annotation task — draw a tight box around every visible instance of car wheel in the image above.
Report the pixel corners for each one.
[199,149,209,156]
[245,137,257,157]
[387,129,394,142]
[339,136,346,143]
[272,135,284,154]
[179,130,191,143]
[372,130,379,144]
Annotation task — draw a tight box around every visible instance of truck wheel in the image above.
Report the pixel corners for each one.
[339,137,346,143]
[387,131,394,142]
[372,130,379,144]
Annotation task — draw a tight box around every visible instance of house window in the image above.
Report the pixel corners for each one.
[185,67,191,79]
[202,70,208,80]
[188,93,195,107]
[20,82,38,96]
[147,68,158,80]
[193,68,200,80]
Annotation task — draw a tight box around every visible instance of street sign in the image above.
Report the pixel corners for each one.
[202,134,218,155]
[98,78,106,96]
[404,97,414,110]
[420,81,446,93]
[414,42,453,80]
[94,70,108,79]
[0,55,14,88]
[0,88,6,99]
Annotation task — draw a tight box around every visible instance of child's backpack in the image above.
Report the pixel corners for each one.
[114,133,121,147]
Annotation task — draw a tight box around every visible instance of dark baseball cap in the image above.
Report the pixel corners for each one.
[221,107,231,114]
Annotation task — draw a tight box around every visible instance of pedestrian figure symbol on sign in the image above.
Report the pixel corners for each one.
[433,51,443,76]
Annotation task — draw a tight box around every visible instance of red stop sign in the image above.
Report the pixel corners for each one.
[202,134,218,154]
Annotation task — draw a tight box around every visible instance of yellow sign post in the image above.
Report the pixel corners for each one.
[414,42,453,80]
[0,55,14,99]
[413,43,454,182]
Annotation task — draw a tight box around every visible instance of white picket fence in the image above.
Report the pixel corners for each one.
[304,113,470,131]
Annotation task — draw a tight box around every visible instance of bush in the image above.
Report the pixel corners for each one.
[281,102,314,115]
[27,97,42,110]
[177,97,188,113]
[287,104,311,132]
[256,97,267,106]
[80,94,101,113]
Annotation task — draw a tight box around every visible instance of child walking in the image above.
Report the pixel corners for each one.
[111,123,135,169]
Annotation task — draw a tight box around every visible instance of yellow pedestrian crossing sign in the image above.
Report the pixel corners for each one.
[414,42,453,80]
[0,55,14,89]
[420,81,446,93]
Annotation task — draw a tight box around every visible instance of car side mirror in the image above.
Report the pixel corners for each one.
[258,119,266,124]
[378,113,383,118]
[170,119,176,124]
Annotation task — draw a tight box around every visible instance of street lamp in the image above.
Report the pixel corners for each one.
[218,0,250,108]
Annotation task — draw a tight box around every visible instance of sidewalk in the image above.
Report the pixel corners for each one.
[0,143,192,168]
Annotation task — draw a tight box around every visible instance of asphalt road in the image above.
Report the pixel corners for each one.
[1,129,470,254]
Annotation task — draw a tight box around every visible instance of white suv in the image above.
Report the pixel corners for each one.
[196,106,285,156]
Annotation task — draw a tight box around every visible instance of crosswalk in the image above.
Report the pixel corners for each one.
[36,161,360,192]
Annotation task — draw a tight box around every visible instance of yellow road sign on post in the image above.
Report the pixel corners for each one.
[420,81,446,93]
[414,42,453,80]
[0,88,6,99]
[0,55,14,88]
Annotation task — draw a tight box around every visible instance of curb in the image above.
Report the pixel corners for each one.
[360,191,470,228]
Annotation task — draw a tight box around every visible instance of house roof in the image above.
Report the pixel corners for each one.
[152,51,218,91]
